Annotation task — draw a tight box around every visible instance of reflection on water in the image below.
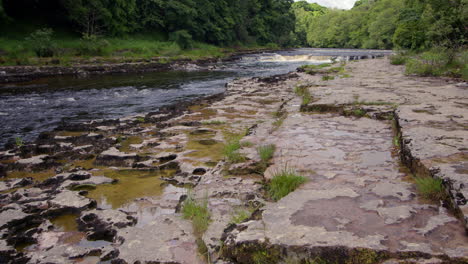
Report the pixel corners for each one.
[0,48,391,146]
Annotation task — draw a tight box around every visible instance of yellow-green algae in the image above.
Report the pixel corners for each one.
[56,131,87,137]
[185,133,224,163]
[5,169,56,182]
[119,136,144,153]
[51,213,80,232]
[86,169,175,209]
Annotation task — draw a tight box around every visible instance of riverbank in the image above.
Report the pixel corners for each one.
[0,57,467,264]
[0,46,284,84]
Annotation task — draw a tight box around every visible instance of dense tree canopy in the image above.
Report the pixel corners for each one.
[299,0,467,50]
[0,0,296,47]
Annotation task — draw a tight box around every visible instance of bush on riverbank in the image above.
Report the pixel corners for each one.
[391,48,468,80]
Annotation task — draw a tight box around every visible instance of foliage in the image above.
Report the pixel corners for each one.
[414,176,445,202]
[257,144,276,163]
[0,0,296,47]
[389,54,407,65]
[182,195,210,235]
[77,34,110,56]
[15,137,24,147]
[25,28,56,57]
[268,167,307,201]
[300,0,466,51]
[169,30,193,50]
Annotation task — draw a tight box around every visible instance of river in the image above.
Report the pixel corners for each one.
[0,48,392,147]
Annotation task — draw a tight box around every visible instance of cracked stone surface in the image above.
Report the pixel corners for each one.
[0,57,466,264]
[223,58,468,262]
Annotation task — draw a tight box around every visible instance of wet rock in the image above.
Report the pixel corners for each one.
[68,171,92,181]
[60,175,115,191]
[16,155,48,165]
[0,164,6,178]
[0,204,31,230]
[78,209,136,241]
[95,147,140,167]
[48,190,94,213]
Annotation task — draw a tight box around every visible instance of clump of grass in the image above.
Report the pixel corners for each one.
[390,54,407,65]
[240,141,254,147]
[322,75,335,81]
[135,116,145,123]
[182,195,211,235]
[414,176,445,202]
[15,137,24,147]
[326,66,345,74]
[223,134,246,163]
[230,208,251,224]
[268,167,307,201]
[294,85,312,105]
[257,144,276,163]
[201,120,225,125]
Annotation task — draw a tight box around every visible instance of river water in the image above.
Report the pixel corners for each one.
[0,48,392,146]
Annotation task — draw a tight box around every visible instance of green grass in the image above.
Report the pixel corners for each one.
[389,54,407,65]
[294,85,312,105]
[322,75,335,81]
[268,167,307,201]
[257,144,276,163]
[403,48,467,80]
[201,120,226,125]
[182,195,211,236]
[223,134,246,163]
[414,176,445,202]
[230,208,252,224]
[0,29,276,66]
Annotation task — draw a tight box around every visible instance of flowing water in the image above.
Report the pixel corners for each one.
[0,48,392,146]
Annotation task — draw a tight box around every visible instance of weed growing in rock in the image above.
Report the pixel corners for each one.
[15,137,24,147]
[182,195,211,236]
[201,120,225,125]
[268,167,307,201]
[257,144,276,163]
[322,75,335,81]
[414,176,445,202]
[135,116,145,123]
[230,208,252,224]
[223,134,246,163]
[241,141,254,147]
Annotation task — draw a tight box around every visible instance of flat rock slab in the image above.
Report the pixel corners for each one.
[48,190,94,212]
[115,215,204,264]
[224,113,468,262]
[303,58,468,231]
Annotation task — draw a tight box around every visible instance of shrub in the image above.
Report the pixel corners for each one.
[169,30,194,50]
[389,54,407,65]
[268,167,307,201]
[26,28,56,57]
[77,35,109,56]
[257,144,276,163]
[414,176,445,202]
[182,195,210,235]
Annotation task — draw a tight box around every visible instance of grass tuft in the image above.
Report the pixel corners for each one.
[230,209,251,224]
[223,134,246,163]
[322,75,335,81]
[182,195,211,236]
[257,144,276,163]
[268,167,307,201]
[201,120,225,125]
[414,176,445,202]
